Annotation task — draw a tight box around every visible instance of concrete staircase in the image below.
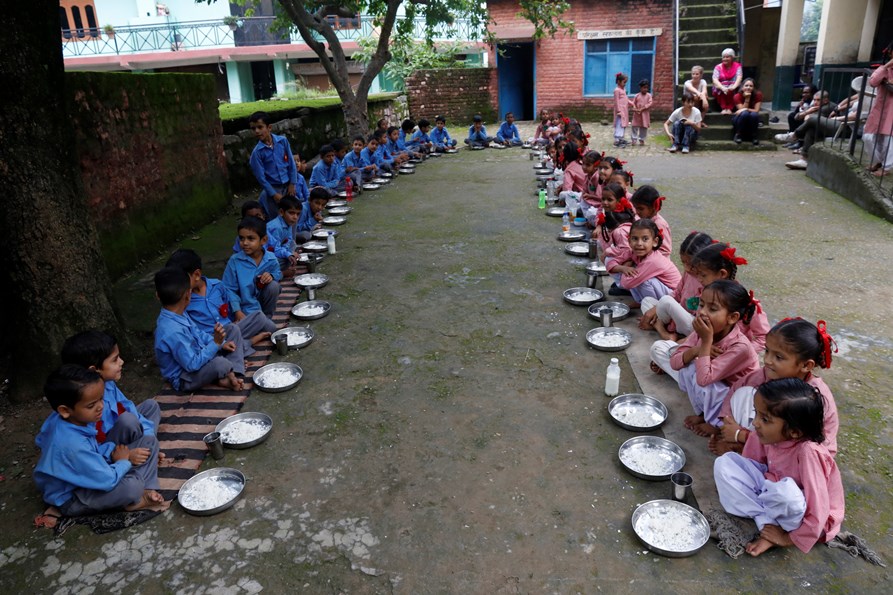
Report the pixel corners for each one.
[678,0,776,150]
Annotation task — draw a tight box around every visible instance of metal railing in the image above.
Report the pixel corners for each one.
[62,15,483,58]
[818,67,892,197]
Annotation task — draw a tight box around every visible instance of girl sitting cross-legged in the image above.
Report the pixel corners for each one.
[607,218,681,305]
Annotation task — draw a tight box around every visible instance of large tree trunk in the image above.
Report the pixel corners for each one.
[0,1,124,402]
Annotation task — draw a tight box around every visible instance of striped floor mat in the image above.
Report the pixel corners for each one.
[155,282,302,501]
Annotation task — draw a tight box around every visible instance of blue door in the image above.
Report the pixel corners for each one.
[497,43,534,120]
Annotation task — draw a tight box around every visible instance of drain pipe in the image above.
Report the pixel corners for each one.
[674,0,679,107]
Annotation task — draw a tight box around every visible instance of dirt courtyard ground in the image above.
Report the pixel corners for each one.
[1,121,891,593]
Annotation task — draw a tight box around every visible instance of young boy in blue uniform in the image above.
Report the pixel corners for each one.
[373,128,397,171]
[430,115,458,152]
[61,330,160,448]
[265,195,301,270]
[465,115,494,148]
[296,188,330,243]
[411,119,434,154]
[345,135,378,182]
[165,248,277,344]
[360,134,386,173]
[34,365,167,517]
[154,267,248,392]
[248,111,300,220]
[223,216,282,321]
[496,112,523,146]
[232,201,266,253]
[309,144,346,197]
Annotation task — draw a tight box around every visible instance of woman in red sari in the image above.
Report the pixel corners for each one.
[712,48,743,115]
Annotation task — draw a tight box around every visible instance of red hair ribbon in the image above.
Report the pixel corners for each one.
[585,132,591,138]
[720,245,748,266]
[627,171,635,185]
[616,72,623,77]
[615,197,634,212]
[748,290,763,314]
[655,195,666,210]
[779,316,802,323]
[816,320,837,369]
[601,151,606,159]
[657,227,664,238]
[596,212,606,226]
[710,239,720,244]
[619,160,627,166]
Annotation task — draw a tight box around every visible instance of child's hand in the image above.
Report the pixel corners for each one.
[286,183,296,197]
[258,272,273,285]
[111,444,130,463]
[719,416,742,443]
[129,447,151,466]
[710,344,725,358]
[213,322,226,345]
[220,340,237,353]
[233,310,246,322]
[639,309,658,330]
[272,192,283,202]
[314,212,323,222]
[692,312,714,341]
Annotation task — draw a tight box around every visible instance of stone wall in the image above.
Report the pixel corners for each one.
[404,68,496,125]
[68,72,229,279]
[222,96,409,190]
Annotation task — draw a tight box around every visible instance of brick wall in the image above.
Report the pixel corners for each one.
[405,68,497,124]
[487,0,675,120]
[68,72,229,279]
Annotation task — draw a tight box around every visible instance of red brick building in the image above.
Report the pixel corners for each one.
[486,0,675,121]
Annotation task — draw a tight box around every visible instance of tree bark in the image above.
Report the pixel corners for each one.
[0,1,124,402]
[279,0,402,138]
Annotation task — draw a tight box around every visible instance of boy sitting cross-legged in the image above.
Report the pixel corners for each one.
[165,248,277,345]
[61,330,161,448]
[343,135,378,183]
[265,195,302,272]
[223,216,282,321]
[308,144,345,198]
[34,365,168,519]
[296,187,330,243]
[154,267,248,392]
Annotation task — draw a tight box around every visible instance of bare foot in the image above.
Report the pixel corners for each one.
[124,490,170,512]
[745,536,775,557]
[250,331,272,346]
[158,451,167,463]
[684,415,718,437]
[649,361,665,375]
[218,372,244,391]
[708,435,741,455]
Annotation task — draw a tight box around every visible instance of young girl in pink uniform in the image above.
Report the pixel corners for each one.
[613,72,630,147]
[630,79,653,145]
[691,242,771,351]
[651,280,760,436]
[711,318,839,457]
[640,231,713,340]
[609,170,634,199]
[630,185,672,256]
[608,219,681,303]
[579,151,604,222]
[714,378,844,556]
[559,142,587,206]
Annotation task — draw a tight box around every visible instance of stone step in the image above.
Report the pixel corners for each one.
[679,3,738,19]
[679,15,737,29]
[698,124,777,141]
[703,111,769,125]
[679,27,738,46]
[679,42,737,60]
[678,57,716,73]
[693,140,778,151]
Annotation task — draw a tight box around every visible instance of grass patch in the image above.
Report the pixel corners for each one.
[218,93,401,122]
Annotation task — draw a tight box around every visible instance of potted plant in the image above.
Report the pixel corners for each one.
[104,24,115,38]
[223,16,241,31]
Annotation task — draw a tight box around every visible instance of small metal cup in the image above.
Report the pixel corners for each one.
[600,307,613,328]
[275,334,288,356]
[586,273,598,288]
[670,472,693,502]
[529,151,536,160]
[588,239,599,260]
[203,432,225,460]
[306,287,316,301]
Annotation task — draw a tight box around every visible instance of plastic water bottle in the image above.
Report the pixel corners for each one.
[605,357,621,397]
[327,231,336,254]
[562,210,570,233]
[345,177,353,202]
[538,189,546,209]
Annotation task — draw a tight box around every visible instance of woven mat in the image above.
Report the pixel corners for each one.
[155,282,301,501]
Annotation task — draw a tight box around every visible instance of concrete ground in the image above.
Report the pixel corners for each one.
[0,121,892,593]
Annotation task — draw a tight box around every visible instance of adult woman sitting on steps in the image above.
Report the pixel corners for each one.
[712,49,743,115]
[732,79,763,145]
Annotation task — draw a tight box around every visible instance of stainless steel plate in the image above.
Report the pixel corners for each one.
[445,149,459,154]
[371,177,390,184]
[362,183,380,191]
[618,436,685,481]
[586,261,608,275]
[563,287,604,306]
[608,394,668,431]
[564,242,590,256]
[215,412,273,449]
[270,326,314,350]
[296,252,325,264]
[177,468,245,516]
[301,240,328,253]
[557,230,586,242]
[312,229,337,240]
[291,300,331,320]
[252,362,303,393]
[293,272,329,288]
[327,206,352,215]
[546,207,566,217]
[326,199,348,207]
[585,327,632,351]
[587,301,632,322]
[398,168,415,175]
[632,500,710,557]
[321,216,347,226]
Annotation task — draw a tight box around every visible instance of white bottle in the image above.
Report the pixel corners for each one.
[605,357,621,397]
[327,231,336,254]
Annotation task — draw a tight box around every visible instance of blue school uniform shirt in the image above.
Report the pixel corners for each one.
[249,133,298,197]
[155,308,222,390]
[34,413,132,507]
[375,144,395,168]
[100,381,155,438]
[430,127,455,148]
[342,150,365,171]
[294,174,310,203]
[399,129,420,149]
[186,276,234,334]
[411,130,431,145]
[496,122,521,142]
[266,215,297,259]
[296,204,319,233]
[309,159,342,191]
[360,147,382,168]
[222,250,282,316]
[467,124,489,142]
[386,138,405,156]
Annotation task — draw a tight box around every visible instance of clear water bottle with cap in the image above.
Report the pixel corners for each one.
[605,357,620,397]
[327,231,336,254]
[562,210,570,232]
